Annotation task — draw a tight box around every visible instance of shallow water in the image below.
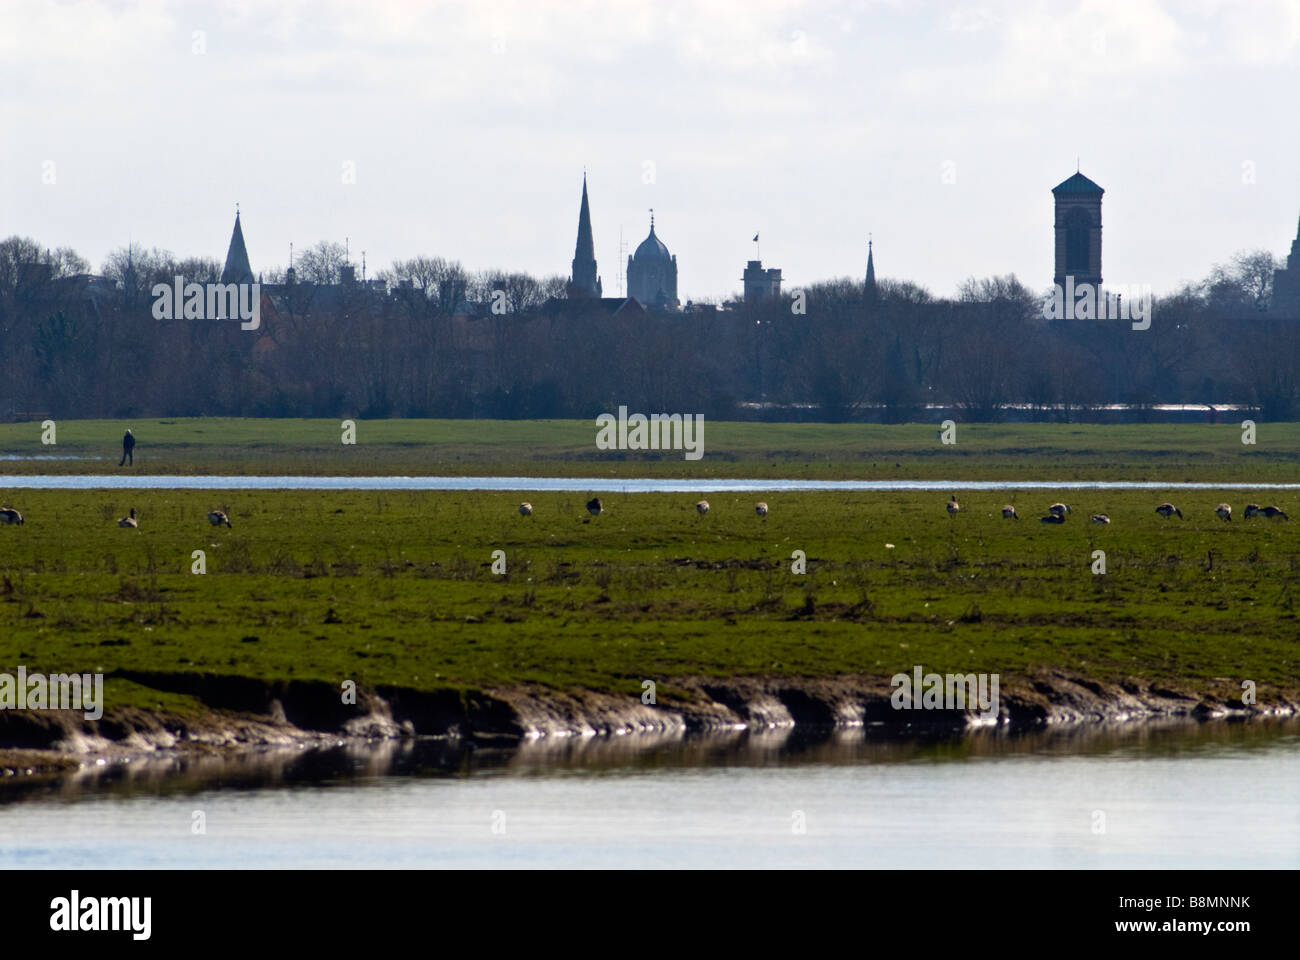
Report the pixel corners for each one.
[0,456,103,462]
[4,475,1300,492]
[2,719,1296,868]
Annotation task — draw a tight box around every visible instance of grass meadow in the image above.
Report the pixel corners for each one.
[2,417,1298,481]
[1,482,1296,713]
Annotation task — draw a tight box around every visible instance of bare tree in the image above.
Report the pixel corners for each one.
[297,241,349,284]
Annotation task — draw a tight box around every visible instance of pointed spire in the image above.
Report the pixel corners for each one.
[865,235,878,301]
[568,174,601,298]
[221,207,253,284]
[575,175,595,263]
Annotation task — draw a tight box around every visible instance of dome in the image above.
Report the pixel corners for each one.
[633,225,672,262]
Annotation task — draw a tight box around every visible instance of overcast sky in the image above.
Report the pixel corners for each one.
[3,0,1299,301]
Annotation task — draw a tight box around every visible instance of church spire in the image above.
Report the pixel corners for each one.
[865,236,878,301]
[568,174,601,299]
[221,207,254,285]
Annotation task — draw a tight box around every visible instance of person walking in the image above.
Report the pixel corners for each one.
[119,429,135,467]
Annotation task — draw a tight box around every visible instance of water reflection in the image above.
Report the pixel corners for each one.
[3,715,1295,806]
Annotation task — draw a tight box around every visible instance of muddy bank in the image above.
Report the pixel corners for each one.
[2,667,1297,774]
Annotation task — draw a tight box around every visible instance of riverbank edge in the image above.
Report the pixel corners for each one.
[2,668,1296,777]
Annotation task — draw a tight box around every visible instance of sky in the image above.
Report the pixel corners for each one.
[2,0,1299,301]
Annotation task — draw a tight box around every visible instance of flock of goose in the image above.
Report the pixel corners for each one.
[2,494,1290,530]
[0,507,232,529]
[516,497,770,519]
[946,496,1289,524]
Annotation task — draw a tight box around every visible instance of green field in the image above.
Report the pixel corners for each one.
[1,417,1297,480]
[1,482,1297,718]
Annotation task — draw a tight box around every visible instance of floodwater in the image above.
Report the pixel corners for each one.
[1,719,1296,868]
[5,475,1300,492]
[0,456,103,462]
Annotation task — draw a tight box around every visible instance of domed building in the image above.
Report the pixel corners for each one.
[627,212,678,310]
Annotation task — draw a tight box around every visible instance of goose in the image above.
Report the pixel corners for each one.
[1215,503,1232,522]
[1262,505,1289,520]
[1244,504,1261,519]
[1155,503,1183,519]
[755,502,768,517]
[207,510,232,528]
[118,508,138,528]
[0,507,23,525]
[946,496,960,517]
[586,497,603,517]
[1090,514,1110,524]
[1040,513,1066,524]
[1048,502,1071,517]
[1001,505,1018,519]
[695,500,710,515]
[518,502,533,517]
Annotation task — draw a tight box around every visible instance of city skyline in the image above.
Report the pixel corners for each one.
[3,0,1300,300]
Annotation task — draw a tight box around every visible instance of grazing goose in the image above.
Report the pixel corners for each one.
[1262,505,1289,520]
[1001,505,1018,520]
[1090,514,1110,524]
[0,507,23,525]
[1155,502,1183,519]
[118,508,138,528]
[946,496,960,517]
[1048,502,1071,517]
[755,502,768,517]
[1040,513,1066,524]
[207,510,232,528]
[586,497,603,517]
[695,500,710,515]
[518,502,533,517]
[1215,504,1232,522]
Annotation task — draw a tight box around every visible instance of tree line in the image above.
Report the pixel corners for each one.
[1,235,1296,421]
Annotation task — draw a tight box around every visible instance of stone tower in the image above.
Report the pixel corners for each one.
[627,211,678,310]
[742,260,782,302]
[1052,171,1103,288]
[567,175,601,299]
[221,209,254,285]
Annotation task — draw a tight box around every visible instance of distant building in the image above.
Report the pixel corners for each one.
[865,238,878,302]
[221,209,254,285]
[627,212,678,310]
[540,295,646,320]
[742,260,782,302]
[1272,211,1300,316]
[1052,171,1104,288]
[566,175,602,299]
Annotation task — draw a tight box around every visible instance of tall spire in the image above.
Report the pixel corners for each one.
[568,174,601,299]
[221,207,253,285]
[865,236,878,301]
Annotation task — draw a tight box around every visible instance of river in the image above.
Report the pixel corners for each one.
[2,719,1296,868]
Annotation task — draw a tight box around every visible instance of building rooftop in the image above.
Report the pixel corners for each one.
[1051,172,1105,196]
